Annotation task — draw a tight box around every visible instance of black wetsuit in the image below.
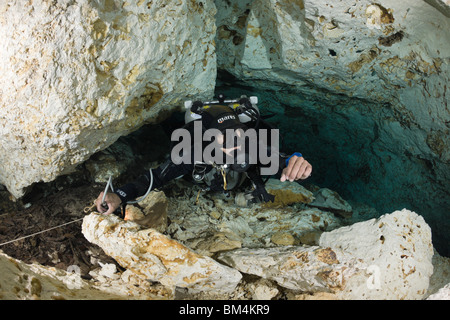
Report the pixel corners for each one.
[114,119,293,205]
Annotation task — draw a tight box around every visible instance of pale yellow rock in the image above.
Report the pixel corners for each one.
[0,251,167,300]
[194,232,242,256]
[250,279,279,300]
[271,232,296,246]
[124,191,168,233]
[263,179,315,208]
[82,213,242,294]
[218,245,356,292]
[293,292,339,300]
[208,210,222,220]
[219,209,434,299]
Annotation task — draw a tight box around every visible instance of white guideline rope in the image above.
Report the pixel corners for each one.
[0,169,154,248]
[0,217,84,247]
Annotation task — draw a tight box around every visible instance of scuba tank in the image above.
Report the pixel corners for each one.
[184,94,263,174]
[183,94,260,192]
[184,94,260,125]
[182,94,276,205]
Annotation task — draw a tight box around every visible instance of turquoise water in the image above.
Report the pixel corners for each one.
[215,71,449,257]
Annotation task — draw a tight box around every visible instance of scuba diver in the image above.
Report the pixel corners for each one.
[95,95,312,216]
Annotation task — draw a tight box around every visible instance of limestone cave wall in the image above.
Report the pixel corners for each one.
[0,0,217,198]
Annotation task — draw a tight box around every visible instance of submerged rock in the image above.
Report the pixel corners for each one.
[427,283,450,300]
[308,188,353,218]
[216,0,449,134]
[218,245,357,293]
[263,179,315,208]
[82,212,242,295]
[319,209,434,299]
[0,187,445,300]
[166,179,342,251]
[0,250,168,300]
[191,231,242,257]
[124,190,168,233]
[270,232,296,246]
[249,278,280,300]
[0,0,447,300]
[218,209,434,300]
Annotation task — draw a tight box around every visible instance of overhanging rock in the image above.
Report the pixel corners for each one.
[82,212,242,295]
[0,0,217,198]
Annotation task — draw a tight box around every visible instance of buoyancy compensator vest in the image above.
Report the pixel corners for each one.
[181,95,275,204]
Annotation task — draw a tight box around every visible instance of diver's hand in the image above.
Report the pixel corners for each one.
[95,192,121,215]
[281,155,312,182]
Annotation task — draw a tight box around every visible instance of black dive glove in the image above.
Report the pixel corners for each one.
[251,184,275,203]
